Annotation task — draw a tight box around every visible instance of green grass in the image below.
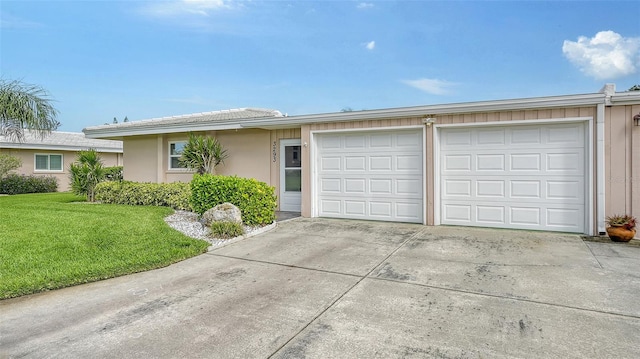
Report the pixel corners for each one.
[0,192,210,299]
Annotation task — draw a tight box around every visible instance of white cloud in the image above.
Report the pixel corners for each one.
[357,3,374,9]
[365,41,375,50]
[562,30,640,80]
[402,78,457,95]
[141,0,231,18]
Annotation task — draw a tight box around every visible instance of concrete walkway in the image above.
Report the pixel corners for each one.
[1,218,639,358]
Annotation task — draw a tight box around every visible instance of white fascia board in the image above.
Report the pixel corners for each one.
[241,93,605,129]
[609,92,640,105]
[84,122,244,139]
[0,143,122,153]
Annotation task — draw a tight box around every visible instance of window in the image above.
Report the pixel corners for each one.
[169,141,187,169]
[35,154,63,171]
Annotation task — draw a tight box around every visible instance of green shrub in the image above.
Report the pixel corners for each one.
[209,221,244,239]
[0,153,21,179]
[0,174,58,194]
[95,181,191,210]
[69,149,105,202]
[103,166,123,181]
[190,174,276,226]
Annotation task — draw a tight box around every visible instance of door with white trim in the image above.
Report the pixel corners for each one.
[280,139,302,212]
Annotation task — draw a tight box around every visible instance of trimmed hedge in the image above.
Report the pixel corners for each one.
[94,181,191,210]
[0,174,58,195]
[191,174,276,226]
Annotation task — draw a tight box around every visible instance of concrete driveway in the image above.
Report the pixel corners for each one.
[2,218,639,358]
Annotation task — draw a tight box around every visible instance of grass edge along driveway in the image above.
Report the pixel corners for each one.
[0,192,209,299]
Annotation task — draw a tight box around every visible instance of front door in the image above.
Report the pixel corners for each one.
[280,139,302,212]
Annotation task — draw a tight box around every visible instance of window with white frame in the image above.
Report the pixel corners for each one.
[35,154,63,171]
[169,141,187,169]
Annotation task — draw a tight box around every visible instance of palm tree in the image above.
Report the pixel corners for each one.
[69,149,105,202]
[179,133,228,175]
[0,79,59,142]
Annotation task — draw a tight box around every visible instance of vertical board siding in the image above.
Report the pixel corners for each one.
[607,106,630,214]
[632,105,640,220]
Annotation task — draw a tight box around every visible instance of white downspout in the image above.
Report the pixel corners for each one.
[596,102,606,235]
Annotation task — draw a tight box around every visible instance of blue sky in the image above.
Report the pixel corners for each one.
[1,0,639,132]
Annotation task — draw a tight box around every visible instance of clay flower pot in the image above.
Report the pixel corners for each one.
[605,214,637,242]
[605,226,636,242]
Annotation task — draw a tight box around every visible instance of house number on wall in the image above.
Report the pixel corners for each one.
[272,141,277,162]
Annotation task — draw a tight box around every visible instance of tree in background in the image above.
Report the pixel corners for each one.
[629,85,640,91]
[69,149,105,202]
[179,133,228,175]
[0,79,59,142]
[0,153,22,179]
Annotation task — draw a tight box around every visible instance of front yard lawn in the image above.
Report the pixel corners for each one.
[0,193,209,299]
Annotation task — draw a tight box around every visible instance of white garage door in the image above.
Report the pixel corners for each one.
[439,122,586,233]
[315,129,423,223]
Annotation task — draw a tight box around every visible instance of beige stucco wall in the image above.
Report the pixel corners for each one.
[1,148,121,191]
[122,136,162,183]
[216,129,271,184]
[119,129,304,210]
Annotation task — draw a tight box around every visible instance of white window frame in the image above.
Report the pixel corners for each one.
[34,153,63,172]
[168,141,188,170]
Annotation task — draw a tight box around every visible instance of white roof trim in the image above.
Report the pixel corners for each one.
[84,92,611,138]
[84,122,244,139]
[241,93,606,129]
[609,91,640,105]
[0,143,123,153]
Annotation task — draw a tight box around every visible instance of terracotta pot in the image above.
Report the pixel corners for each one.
[606,226,637,242]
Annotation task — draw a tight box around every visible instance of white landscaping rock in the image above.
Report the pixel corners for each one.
[201,202,242,226]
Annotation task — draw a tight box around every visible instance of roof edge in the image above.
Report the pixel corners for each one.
[0,143,123,153]
[242,93,605,129]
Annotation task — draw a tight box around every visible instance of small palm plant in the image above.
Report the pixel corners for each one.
[179,133,228,175]
[605,214,637,230]
[69,149,105,202]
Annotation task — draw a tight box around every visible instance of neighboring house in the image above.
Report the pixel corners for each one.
[83,85,640,236]
[0,131,123,191]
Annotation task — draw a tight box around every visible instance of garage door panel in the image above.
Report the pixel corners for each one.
[477,180,506,197]
[345,135,365,148]
[396,132,422,147]
[370,156,392,170]
[442,176,583,204]
[396,202,422,221]
[440,122,586,232]
[442,200,584,232]
[397,155,422,171]
[476,205,506,224]
[345,156,366,171]
[321,157,341,171]
[317,129,423,223]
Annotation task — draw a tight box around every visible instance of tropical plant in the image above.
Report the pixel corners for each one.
[0,79,59,142]
[605,214,637,230]
[69,149,105,202]
[179,133,228,174]
[209,221,245,239]
[0,153,22,179]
